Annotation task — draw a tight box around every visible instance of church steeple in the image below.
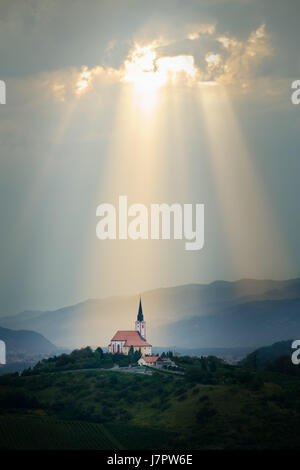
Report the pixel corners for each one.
[136,297,146,339]
[137,297,144,322]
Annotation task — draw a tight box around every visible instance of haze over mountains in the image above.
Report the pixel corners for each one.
[0,278,300,349]
[0,326,58,375]
[0,326,57,355]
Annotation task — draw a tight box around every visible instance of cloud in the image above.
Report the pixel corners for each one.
[187,23,216,40]
[118,24,272,91]
[122,44,197,93]
[215,24,272,87]
[46,65,121,102]
[10,22,274,105]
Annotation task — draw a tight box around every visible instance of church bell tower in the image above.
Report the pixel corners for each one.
[135,297,146,339]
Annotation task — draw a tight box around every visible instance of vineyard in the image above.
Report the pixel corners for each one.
[0,416,123,450]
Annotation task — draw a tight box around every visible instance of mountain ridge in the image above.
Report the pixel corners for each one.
[0,278,300,349]
[0,326,57,355]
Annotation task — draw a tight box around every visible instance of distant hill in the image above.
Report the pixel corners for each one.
[0,278,300,349]
[241,340,294,369]
[0,326,57,355]
[155,298,300,348]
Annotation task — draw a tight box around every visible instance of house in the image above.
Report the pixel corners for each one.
[138,355,178,368]
[138,356,163,367]
[108,298,152,356]
[160,357,177,368]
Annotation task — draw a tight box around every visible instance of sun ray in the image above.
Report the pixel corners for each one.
[198,85,291,280]
[2,97,81,285]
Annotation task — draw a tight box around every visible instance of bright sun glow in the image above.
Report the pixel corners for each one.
[122,44,196,112]
[76,69,91,94]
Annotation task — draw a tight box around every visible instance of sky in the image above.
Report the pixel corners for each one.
[0,0,300,315]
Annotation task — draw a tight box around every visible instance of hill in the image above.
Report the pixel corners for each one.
[0,278,300,348]
[241,340,295,369]
[0,326,57,355]
[157,298,300,348]
[1,352,300,449]
[0,326,58,375]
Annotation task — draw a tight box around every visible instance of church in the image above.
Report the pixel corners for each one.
[108,298,152,356]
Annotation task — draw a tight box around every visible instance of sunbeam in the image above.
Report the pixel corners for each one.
[199,85,291,279]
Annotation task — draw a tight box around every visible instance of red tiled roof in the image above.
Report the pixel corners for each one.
[141,356,161,363]
[110,330,152,347]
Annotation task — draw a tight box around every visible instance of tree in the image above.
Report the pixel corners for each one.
[200,357,207,371]
[95,347,104,357]
[134,349,142,362]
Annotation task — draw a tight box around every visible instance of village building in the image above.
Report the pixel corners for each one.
[138,356,162,367]
[138,355,177,369]
[108,298,152,356]
[160,357,177,368]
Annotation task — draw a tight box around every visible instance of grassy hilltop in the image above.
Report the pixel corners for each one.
[0,347,300,449]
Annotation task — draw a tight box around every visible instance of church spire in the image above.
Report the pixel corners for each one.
[137,297,144,322]
[136,297,146,339]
